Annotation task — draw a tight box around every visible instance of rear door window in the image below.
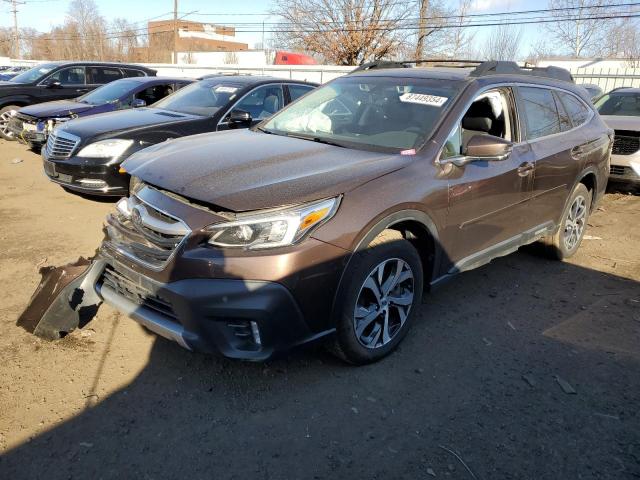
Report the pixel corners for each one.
[553,92,572,132]
[121,68,146,78]
[518,87,562,140]
[288,84,315,102]
[558,91,591,127]
[88,67,124,84]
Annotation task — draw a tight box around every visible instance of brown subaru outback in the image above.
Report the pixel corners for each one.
[73,61,611,364]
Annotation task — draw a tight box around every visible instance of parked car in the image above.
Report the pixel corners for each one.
[64,61,610,363]
[595,87,640,187]
[42,75,318,196]
[0,61,156,140]
[0,66,30,81]
[9,76,193,150]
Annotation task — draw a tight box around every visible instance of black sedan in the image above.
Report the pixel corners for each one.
[0,61,156,140]
[42,75,317,196]
[9,76,193,149]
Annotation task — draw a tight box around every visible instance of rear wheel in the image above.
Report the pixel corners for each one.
[541,183,591,260]
[0,105,20,141]
[330,230,424,364]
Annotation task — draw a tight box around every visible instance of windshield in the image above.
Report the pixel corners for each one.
[153,81,242,116]
[10,63,59,84]
[78,79,141,105]
[595,92,640,117]
[261,76,464,152]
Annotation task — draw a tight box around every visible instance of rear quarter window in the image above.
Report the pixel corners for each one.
[558,91,591,127]
[518,86,562,140]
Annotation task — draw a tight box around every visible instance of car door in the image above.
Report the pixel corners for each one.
[217,84,285,131]
[442,87,536,270]
[515,86,584,228]
[39,66,89,101]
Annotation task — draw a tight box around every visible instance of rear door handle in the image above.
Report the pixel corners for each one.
[517,162,534,176]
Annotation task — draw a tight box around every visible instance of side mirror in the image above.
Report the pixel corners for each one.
[44,79,62,89]
[462,134,513,160]
[132,98,146,108]
[228,109,252,126]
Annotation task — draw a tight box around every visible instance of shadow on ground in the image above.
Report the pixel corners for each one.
[1,250,639,480]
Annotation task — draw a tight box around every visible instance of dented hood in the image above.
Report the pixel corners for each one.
[123,129,410,212]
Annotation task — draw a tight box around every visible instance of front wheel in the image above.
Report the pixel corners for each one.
[0,105,20,141]
[330,230,424,364]
[541,183,591,260]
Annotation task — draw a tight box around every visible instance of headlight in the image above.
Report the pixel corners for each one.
[206,197,340,250]
[78,139,133,158]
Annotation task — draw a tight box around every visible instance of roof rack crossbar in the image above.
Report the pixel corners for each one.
[351,58,484,72]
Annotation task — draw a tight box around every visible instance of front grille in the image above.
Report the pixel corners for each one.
[610,165,627,175]
[102,186,191,270]
[612,131,640,155]
[101,264,176,318]
[45,130,80,159]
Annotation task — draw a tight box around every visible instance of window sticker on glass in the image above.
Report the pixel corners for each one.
[214,86,238,93]
[399,93,448,107]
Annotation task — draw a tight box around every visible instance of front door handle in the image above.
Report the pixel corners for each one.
[517,162,534,177]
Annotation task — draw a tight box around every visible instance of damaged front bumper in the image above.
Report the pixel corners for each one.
[19,255,323,361]
[17,257,105,340]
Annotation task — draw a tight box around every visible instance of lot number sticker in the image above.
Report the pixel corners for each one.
[399,93,448,107]
[214,86,239,93]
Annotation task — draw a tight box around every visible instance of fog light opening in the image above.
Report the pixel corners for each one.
[78,178,107,188]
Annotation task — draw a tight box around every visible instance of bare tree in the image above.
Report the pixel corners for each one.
[270,0,413,65]
[603,17,640,66]
[524,38,558,65]
[440,0,477,59]
[482,24,523,61]
[544,0,613,58]
[0,27,12,57]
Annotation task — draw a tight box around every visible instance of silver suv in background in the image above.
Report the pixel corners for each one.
[595,87,640,187]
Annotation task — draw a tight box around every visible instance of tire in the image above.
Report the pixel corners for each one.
[0,105,20,141]
[330,230,424,365]
[540,183,592,260]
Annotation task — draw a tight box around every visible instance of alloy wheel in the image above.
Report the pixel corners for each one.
[564,194,587,251]
[0,110,15,139]
[353,258,415,349]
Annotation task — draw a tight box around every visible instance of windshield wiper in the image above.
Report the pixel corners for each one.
[284,132,346,148]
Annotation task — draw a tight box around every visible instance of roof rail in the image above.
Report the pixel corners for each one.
[470,61,574,83]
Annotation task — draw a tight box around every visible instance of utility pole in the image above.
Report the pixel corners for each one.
[173,0,178,64]
[4,0,23,59]
[415,0,429,60]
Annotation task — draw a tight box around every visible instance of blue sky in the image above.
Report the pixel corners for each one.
[1,0,542,56]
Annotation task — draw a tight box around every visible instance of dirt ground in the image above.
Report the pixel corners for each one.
[0,138,638,479]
